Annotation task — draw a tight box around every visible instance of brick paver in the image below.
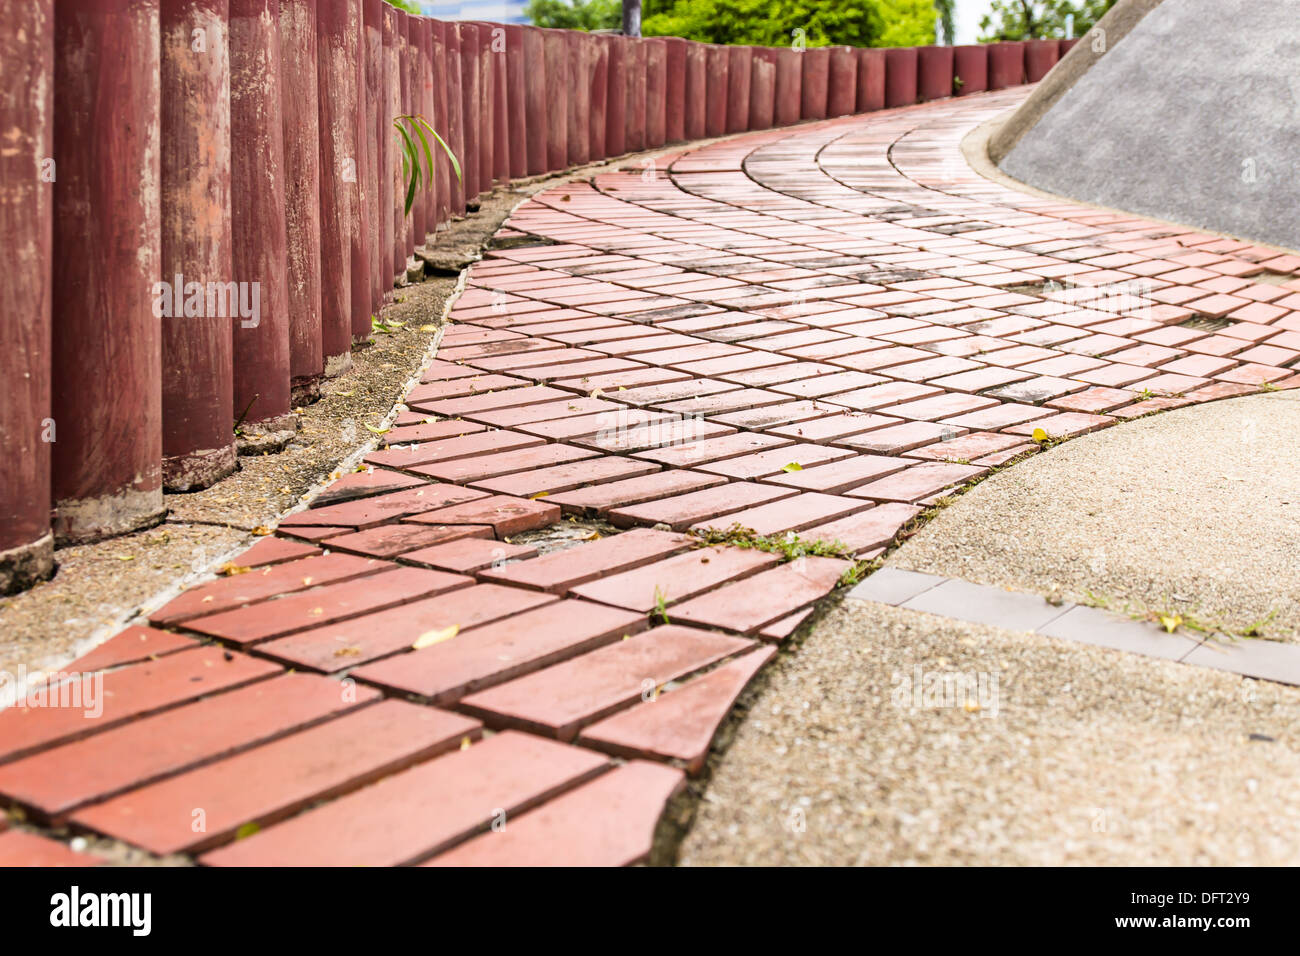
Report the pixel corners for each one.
[8,86,1299,866]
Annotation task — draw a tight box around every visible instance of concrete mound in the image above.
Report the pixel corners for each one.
[996,0,1300,253]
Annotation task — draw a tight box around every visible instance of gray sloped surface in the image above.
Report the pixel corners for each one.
[1000,0,1300,252]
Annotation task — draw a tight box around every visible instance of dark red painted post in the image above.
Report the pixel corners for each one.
[625,38,647,152]
[884,46,919,107]
[399,12,414,258]
[418,17,437,238]
[1059,38,1079,57]
[458,22,480,197]
[856,47,885,112]
[431,19,451,225]
[0,0,54,588]
[988,41,1025,89]
[405,13,424,248]
[349,1,371,339]
[523,26,547,174]
[230,0,293,439]
[953,44,988,96]
[1025,38,1059,81]
[704,44,728,137]
[159,0,235,491]
[567,30,591,165]
[505,24,526,178]
[683,41,706,140]
[800,47,829,119]
[318,0,355,375]
[726,45,751,133]
[827,46,856,116]
[749,47,777,130]
[280,0,323,403]
[588,33,608,159]
[377,3,394,283]
[474,22,494,196]
[917,44,954,101]
[445,20,465,214]
[543,29,568,169]
[663,36,686,142]
[52,0,164,540]
[774,47,801,126]
[489,24,509,185]
[605,35,627,155]
[645,38,667,147]
[364,0,383,306]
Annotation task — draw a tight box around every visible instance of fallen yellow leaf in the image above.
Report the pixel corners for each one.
[412,624,459,650]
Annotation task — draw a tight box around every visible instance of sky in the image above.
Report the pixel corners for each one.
[954,0,997,44]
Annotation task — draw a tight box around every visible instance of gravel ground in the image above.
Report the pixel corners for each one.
[893,390,1300,641]
[678,598,1300,866]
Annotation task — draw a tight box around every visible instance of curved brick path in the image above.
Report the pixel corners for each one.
[4,87,1300,866]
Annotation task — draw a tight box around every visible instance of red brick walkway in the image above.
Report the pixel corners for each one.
[4,87,1300,866]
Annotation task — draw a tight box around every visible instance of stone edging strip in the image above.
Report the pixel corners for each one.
[848,568,1300,686]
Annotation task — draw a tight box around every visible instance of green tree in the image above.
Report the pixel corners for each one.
[526,0,624,30]
[934,0,955,45]
[383,0,421,13]
[979,0,1117,41]
[640,0,935,48]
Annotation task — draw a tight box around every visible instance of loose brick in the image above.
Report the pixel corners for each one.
[323,523,493,559]
[404,494,560,536]
[848,462,984,503]
[632,432,793,468]
[481,528,696,594]
[459,626,755,739]
[353,600,647,703]
[579,649,775,772]
[570,547,779,612]
[691,492,867,536]
[310,468,429,508]
[765,454,908,493]
[425,760,686,866]
[838,421,962,455]
[72,701,480,856]
[380,419,490,446]
[232,536,322,568]
[667,557,850,634]
[609,481,797,531]
[184,567,473,645]
[548,470,729,517]
[200,731,608,867]
[0,648,281,764]
[65,626,199,675]
[411,443,600,483]
[365,430,544,470]
[150,553,388,626]
[279,485,490,530]
[697,443,855,480]
[469,456,660,498]
[256,584,560,672]
[768,412,900,443]
[0,673,378,821]
[400,537,539,575]
[0,830,102,867]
